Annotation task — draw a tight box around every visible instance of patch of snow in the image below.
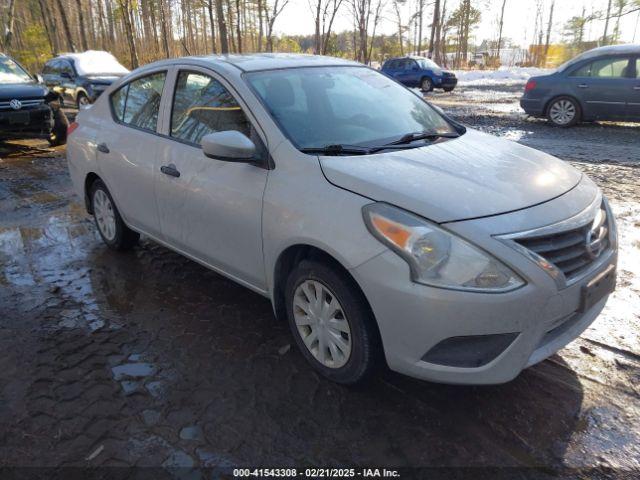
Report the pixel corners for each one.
[453,67,553,86]
[62,50,129,77]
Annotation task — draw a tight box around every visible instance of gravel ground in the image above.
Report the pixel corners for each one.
[0,90,639,478]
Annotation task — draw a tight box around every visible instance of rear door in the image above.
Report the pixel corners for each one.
[95,70,169,237]
[568,55,634,120]
[42,60,64,97]
[58,60,77,104]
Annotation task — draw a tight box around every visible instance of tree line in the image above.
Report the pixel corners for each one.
[1,0,638,72]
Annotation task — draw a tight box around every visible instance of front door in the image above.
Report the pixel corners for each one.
[154,68,268,290]
[569,55,634,120]
[58,60,77,104]
[96,70,168,237]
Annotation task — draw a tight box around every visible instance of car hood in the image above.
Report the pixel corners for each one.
[0,82,48,100]
[319,129,582,223]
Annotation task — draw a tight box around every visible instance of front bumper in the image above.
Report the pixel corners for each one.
[0,105,54,139]
[437,77,458,89]
[351,190,617,385]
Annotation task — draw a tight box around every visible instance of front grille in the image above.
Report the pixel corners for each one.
[515,204,609,281]
[0,99,45,110]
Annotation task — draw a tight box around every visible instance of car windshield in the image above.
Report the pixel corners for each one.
[246,66,456,150]
[0,57,32,84]
[416,58,441,70]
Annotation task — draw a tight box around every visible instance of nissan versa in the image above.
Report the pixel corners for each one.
[66,54,618,385]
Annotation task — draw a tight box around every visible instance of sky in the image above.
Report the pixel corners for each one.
[273,0,640,46]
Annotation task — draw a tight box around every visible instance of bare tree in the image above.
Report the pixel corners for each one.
[392,0,406,55]
[428,0,440,59]
[602,0,613,44]
[495,0,506,62]
[264,0,290,51]
[310,0,344,54]
[543,0,555,66]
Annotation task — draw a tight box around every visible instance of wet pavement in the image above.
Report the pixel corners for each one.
[0,91,639,476]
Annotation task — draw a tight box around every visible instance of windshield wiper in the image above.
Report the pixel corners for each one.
[300,144,373,156]
[387,130,460,146]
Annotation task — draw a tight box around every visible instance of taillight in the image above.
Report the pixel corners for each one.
[67,121,79,136]
[524,79,537,92]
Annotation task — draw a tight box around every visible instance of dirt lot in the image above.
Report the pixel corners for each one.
[0,87,639,477]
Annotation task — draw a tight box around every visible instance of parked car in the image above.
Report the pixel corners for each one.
[381,56,457,92]
[67,54,617,385]
[521,44,640,127]
[42,50,129,109]
[0,53,68,146]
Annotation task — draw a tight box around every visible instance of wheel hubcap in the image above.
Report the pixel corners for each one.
[93,189,116,241]
[550,100,576,125]
[293,280,352,369]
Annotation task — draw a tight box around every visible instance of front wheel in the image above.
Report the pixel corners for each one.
[90,180,139,251]
[285,260,380,385]
[77,93,91,109]
[547,96,580,127]
[48,108,68,146]
[420,77,433,92]
[443,87,455,92]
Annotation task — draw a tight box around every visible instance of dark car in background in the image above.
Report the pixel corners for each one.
[42,50,129,109]
[0,53,68,146]
[381,56,457,92]
[521,44,640,127]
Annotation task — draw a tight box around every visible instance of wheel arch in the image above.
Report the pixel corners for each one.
[84,172,101,214]
[271,244,378,334]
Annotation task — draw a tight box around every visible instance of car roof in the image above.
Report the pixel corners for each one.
[138,53,360,73]
[557,43,640,71]
[567,44,639,64]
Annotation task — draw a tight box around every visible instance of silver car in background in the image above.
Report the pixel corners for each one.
[67,54,618,385]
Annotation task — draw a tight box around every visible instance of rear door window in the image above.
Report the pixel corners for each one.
[570,57,631,78]
[110,71,166,132]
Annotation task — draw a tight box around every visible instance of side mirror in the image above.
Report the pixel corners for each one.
[201,131,256,162]
[35,74,44,83]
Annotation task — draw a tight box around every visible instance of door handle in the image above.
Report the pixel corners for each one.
[577,84,588,89]
[97,143,110,154]
[160,164,180,178]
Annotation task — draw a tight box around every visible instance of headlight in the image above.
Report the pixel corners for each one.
[363,203,525,292]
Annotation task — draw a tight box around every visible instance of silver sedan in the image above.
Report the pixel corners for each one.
[66,54,618,385]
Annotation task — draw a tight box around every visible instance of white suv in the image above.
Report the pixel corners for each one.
[67,54,617,385]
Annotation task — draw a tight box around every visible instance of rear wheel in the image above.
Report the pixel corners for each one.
[285,260,380,385]
[547,96,580,127]
[48,108,68,146]
[420,77,433,92]
[90,180,139,251]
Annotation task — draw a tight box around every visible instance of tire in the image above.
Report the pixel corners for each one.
[76,93,91,109]
[90,179,139,251]
[48,108,68,146]
[443,87,455,92]
[285,260,380,384]
[420,77,433,92]
[547,96,581,127]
